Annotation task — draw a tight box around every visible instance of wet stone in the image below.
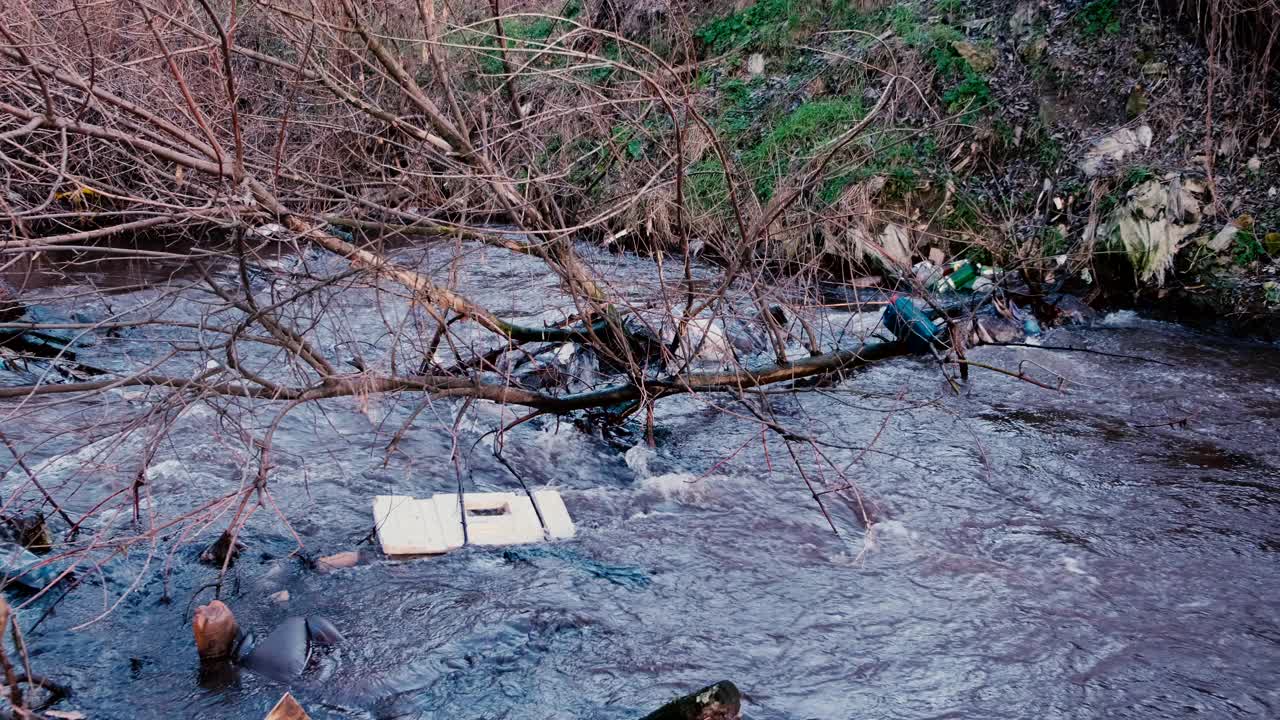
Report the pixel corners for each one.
[241,616,309,681]
[200,530,245,568]
[315,550,361,573]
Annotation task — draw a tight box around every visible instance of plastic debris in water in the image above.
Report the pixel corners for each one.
[0,542,62,591]
[883,295,941,353]
[373,490,574,556]
[939,260,978,292]
[935,260,999,293]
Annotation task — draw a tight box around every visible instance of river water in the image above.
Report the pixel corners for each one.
[1,244,1279,719]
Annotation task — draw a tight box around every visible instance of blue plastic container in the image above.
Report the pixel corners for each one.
[884,295,941,353]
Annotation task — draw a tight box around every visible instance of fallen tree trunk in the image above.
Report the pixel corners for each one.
[0,337,909,411]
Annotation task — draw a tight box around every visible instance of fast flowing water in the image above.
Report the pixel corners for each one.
[2,246,1278,719]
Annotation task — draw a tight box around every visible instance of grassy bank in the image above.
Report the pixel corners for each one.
[548,0,1280,335]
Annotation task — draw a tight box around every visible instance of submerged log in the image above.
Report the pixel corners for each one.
[639,681,741,720]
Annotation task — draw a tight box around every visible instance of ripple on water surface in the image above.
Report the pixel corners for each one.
[4,312,1280,719]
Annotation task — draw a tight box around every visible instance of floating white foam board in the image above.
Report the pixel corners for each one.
[373,490,574,556]
[372,495,452,555]
[438,491,543,546]
[532,489,576,540]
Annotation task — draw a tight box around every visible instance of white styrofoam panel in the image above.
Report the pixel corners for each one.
[532,489,576,539]
[373,495,450,555]
[455,492,543,546]
[431,493,466,551]
[376,490,573,555]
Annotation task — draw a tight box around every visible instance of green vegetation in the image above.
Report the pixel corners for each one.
[743,95,866,199]
[472,17,559,76]
[891,4,960,47]
[942,69,993,112]
[934,0,970,18]
[687,2,1000,210]
[1119,165,1157,188]
[689,86,946,210]
[944,191,982,231]
[819,133,941,204]
[688,158,730,211]
[1232,229,1266,266]
[1036,134,1063,170]
[1042,225,1068,255]
[1079,0,1122,36]
[588,41,624,84]
[747,97,864,157]
[882,4,993,112]
[1096,165,1157,217]
[694,0,993,113]
[695,0,801,54]
[959,244,995,265]
[716,78,767,136]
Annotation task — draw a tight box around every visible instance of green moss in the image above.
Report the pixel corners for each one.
[755,99,865,155]
[696,0,912,55]
[942,70,992,112]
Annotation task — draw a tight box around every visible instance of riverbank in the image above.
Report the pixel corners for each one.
[4,0,1278,340]
[574,0,1280,339]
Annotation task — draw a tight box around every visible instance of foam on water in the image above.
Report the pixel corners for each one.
[624,444,654,479]
[1101,309,1141,326]
[638,472,715,503]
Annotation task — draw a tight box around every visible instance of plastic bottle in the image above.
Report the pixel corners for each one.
[883,295,941,353]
